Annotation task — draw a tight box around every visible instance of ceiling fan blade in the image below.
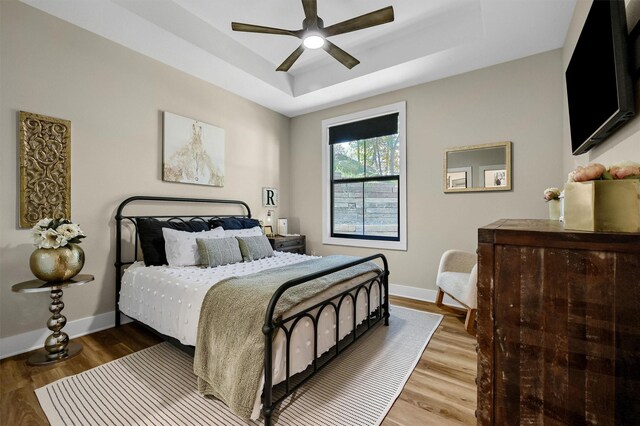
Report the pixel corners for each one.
[322,40,360,69]
[322,6,394,37]
[301,0,318,21]
[232,22,297,37]
[276,45,305,72]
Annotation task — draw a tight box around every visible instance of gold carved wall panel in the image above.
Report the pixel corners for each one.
[19,111,71,228]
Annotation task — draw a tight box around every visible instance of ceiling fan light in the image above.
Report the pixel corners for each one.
[303,34,325,49]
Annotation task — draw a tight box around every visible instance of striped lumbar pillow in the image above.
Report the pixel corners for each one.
[196,237,243,267]
[235,235,274,261]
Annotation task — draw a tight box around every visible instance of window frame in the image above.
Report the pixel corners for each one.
[322,101,407,251]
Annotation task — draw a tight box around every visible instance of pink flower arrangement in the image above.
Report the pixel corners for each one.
[568,161,640,182]
[607,161,640,180]
[567,163,606,182]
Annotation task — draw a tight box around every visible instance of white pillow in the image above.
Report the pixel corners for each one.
[163,227,225,267]
[222,226,263,237]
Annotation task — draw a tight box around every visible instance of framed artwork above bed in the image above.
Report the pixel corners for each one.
[162,111,225,187]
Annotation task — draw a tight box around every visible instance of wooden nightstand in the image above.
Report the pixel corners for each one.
[268,235,306,254]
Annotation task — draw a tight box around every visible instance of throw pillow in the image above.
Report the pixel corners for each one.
[223,226,263,237]
[209,217,261,230]
[196,236,243,267]
[163,227,225,267]
[138,218,209,266]
[235,235,274,262]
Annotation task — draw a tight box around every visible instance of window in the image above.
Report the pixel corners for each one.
[322,102,406,250]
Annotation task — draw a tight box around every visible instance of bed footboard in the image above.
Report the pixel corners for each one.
[262,254,389,425]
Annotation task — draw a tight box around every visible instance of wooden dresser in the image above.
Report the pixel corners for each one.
[476,219,640,425]
[268,235,306,254]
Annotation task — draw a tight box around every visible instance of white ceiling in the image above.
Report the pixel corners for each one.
[21,0,576,117]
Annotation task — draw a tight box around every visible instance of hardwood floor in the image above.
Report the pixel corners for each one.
[0,296,477,425]
[383,297,477,426]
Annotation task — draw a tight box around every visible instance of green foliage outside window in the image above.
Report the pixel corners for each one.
[332,135,399,179]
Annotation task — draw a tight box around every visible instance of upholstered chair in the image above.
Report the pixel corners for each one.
[435,249,478,335]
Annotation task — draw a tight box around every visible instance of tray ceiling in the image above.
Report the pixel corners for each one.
[21,0,576,117]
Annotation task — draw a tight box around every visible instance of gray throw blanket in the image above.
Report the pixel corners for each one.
[193,255,381,419]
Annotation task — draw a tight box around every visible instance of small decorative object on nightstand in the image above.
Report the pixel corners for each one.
[277,218,288,235]
[264,210,275,236]
[268,235,306,254]
[12,274,94,366]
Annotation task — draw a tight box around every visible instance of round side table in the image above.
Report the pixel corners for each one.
[12,274,94,366]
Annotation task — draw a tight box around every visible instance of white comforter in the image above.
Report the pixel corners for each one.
[119,252,382,419]
[119,252,322,345]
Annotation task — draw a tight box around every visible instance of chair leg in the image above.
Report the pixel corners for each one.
[435,287,445,307]
[464,308,477,336]
[436,287,468,317]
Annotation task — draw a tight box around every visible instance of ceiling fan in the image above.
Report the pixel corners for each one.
[231,0,394,72]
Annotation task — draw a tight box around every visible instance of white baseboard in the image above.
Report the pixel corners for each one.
[1,284,451,359]
[389,283,463,308]
[0,311,131,360]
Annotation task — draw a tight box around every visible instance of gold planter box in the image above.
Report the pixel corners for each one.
[564,180,640,232]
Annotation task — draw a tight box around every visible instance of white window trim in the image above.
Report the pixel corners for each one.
[321,101,407,251]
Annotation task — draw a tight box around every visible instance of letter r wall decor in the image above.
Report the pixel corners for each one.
[262,187,278,207]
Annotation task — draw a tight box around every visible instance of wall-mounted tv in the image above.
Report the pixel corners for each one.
[566,0,635,156]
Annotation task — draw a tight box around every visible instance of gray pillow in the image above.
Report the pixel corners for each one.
[196,237,243,267]
[235,235,274,261]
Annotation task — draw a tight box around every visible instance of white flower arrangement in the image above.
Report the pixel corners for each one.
[31,218,86,249]
[543,187,561,201]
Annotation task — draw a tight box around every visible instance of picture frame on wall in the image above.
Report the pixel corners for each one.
[481,166,507,188]
[443,141,511,193]
[163,112,225,187]
[445,167,472,191]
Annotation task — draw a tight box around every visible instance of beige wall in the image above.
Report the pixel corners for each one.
[1,0,585,344]
[0,1,290,338]
[562,0,640,175]
[289,50,565,291]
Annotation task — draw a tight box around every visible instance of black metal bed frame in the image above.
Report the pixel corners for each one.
[114,196,390,425]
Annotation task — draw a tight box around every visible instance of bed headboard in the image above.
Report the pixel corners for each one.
[114,195,252,325]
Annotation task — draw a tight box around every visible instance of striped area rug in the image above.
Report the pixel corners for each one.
[36,306,442,426]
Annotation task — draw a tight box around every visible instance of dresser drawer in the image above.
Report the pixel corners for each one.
[285,247,305,255]
[268,236,305,254]
[274,238,303,250]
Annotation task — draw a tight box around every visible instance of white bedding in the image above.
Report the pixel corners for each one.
[120,252,318,345]
[119,251,382,419]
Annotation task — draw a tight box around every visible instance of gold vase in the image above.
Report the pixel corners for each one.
[30,244,85,282]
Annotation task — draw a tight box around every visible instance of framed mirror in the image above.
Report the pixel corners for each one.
[444,141,512,193]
